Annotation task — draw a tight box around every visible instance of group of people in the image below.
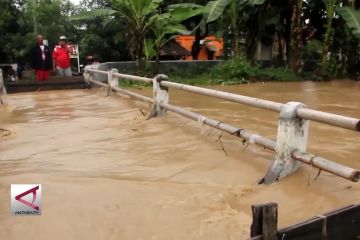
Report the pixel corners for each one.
[29,35,73,81]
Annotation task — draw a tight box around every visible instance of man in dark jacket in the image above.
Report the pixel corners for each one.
[29,35,52,81]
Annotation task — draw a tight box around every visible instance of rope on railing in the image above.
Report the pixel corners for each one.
[84,67,360,183]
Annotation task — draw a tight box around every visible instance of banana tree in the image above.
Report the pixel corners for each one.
[337,6,360,74]
[71,0,164,67]
[321,0,338,64]
[289,0,304,73]
[318,3,360,76]
[205,0,265,59]
[337,7,360,42]
[147,5,204,73]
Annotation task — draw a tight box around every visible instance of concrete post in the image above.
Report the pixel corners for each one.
[83,66,96,87]
[263,102,309,184]
[107,69,119,96]
[83,69,90,84]
[148,74,169,119]
[107,70,112,96]
[0,69,7,95]
[111,68,119,88]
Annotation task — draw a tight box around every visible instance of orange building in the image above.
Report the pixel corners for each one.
[175,35,224,60]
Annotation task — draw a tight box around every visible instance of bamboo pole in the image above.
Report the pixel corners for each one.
[160,81,360,131]
[296,108,360,131]
[161,81,283,112]
[87,77,275,150]
[292,150,360,182]
[86,76,360,182]
[89,69,360,132]
[87,78,154,104]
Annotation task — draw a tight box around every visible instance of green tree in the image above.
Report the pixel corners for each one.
[25,0,77,47]
[321,0,338,64]
[205,0,265,59]
[147,4,204,72]
[0,0,38,64]
[337,6,360,43]
[73,0,165,66]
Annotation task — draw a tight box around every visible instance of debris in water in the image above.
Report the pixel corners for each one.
[0,128,11,137]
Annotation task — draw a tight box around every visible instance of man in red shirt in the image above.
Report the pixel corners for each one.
[52,36,72,77]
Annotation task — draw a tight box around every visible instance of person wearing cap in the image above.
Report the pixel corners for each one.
[52,36,73,77]
[29,34,52,81]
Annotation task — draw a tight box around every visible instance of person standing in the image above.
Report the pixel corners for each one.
[29,35,52,81]
[52,36,73,77]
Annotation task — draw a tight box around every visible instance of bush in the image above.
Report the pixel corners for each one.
[304,39,322,60]
[256,67,301,81]
[212,56,301,82]
[315,58,344,81]
[211,55,259,80]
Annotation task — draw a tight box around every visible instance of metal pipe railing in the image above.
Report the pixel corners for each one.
[86,75,360,182]
[103,69,360,132]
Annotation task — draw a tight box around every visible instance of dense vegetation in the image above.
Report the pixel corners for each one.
[1,0,360,81]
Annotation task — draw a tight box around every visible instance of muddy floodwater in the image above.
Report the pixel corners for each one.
[0,80,359,239]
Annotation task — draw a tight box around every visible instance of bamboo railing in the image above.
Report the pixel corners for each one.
[84,67,360,183]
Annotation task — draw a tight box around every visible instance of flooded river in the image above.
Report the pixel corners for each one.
[0,80,359,239]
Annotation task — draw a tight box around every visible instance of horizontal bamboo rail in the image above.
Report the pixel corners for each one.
[104,70,360,131]
[87,78,276,150]
[85,74,360,182]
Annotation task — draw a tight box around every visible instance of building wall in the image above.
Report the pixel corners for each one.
[175,36,224,60]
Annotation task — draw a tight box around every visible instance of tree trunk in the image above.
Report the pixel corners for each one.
[231,0,239,59]
[289,0,304,74]
[155,48,160,74]
[192,28,202,60]
[246,29,257,61]
[322,1,335,64]
[137,37,144,70]
[191,24,208,60]
[232,25,239,59]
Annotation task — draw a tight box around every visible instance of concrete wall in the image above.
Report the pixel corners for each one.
[87,60,222,82]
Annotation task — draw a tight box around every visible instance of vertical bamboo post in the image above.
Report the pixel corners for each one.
[250,203,278,240]
[148,74,169,119]
[263,102,309,184]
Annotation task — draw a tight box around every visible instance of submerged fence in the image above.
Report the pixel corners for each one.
[84,67,359,184]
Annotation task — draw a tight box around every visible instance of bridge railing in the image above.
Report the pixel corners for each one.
[84,67,360,184]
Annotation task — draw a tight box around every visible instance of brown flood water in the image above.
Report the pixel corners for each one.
[0,80,359,239]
